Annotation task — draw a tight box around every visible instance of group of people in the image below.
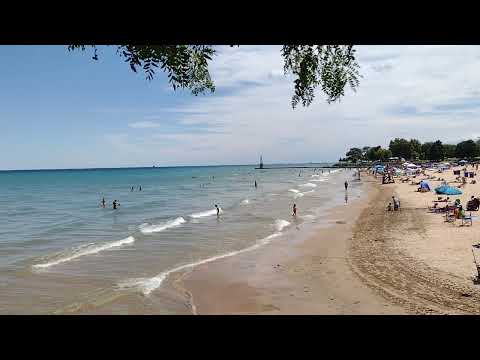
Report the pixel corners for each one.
[100,197,120,210]
[100,185,143,210]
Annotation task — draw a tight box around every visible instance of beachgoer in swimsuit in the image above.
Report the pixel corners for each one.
[101,197,106,208]
[292,203,297,216]
[139,186,142,191]
[113,200,120,209]
[215,204,220,216]
[255,180,257,188]
[344,181,348,190]
[131,186,134,192]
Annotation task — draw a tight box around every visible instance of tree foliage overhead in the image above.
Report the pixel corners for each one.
[281,45,361,107]
[68,45,361,108]
[68,45,216,95]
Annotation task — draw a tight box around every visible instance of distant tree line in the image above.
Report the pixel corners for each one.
[340,138,480,163]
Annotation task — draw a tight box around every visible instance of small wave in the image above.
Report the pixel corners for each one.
[139,217,186,234]
[311,178,328,182]
[118,220,291,295]
[311,174,320,178]
[301,214,316,220]
[189,208,222,218]
[274,219,291,232]
[288,189,300,193]
[294,192,304,198]
[240,199,250,205]
[32,236,135,270]
[300,183,317,188]
[303,190,315,194]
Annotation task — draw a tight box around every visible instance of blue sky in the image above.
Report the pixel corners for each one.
[2,45,480,169]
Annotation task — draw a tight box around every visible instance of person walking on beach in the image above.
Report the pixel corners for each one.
[112,200,120,210]
[344,180,348,191]
[101,197,106,208]
[292,203,297,217]
[215,204,220,217]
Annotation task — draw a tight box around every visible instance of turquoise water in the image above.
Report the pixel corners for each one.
[0,164,362,313]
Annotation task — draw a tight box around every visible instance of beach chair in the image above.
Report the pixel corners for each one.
[462,212,473,226]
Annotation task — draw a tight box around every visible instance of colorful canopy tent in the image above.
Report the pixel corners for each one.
[435,185,462,195]
[420,181,431,191]
[373,165,385,173]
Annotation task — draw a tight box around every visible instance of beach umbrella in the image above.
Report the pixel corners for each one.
[434,184,462,195]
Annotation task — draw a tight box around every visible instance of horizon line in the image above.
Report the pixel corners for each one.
[0,161,336,172]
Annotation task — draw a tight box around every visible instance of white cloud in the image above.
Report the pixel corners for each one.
[128,121,161,129]
[82,46,480,167]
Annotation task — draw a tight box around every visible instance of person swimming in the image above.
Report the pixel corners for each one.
[215,204,220,216]
[113,200,120,210]
[101,197,106,208]
[292,203,297,216]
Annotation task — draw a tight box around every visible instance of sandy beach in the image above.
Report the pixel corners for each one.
[177,166,480,315]
[176,178,405,314]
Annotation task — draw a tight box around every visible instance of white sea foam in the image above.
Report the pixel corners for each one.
[118,220,291,295]
[139,217,186,234]
[311,174,320,178]
[241,199,250,205]
[288,189,300,193]
[32,236,135,270]
[311,178,328,182]
[300,183,317,188]
[274,219,291,232]
[301,214,316,220]
[189,208,222,218]
[303,190,315,194]
[294,192,304,198]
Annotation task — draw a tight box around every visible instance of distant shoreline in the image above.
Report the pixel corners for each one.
[0,162,336,173]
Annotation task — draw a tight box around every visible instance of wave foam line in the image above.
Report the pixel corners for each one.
[139,217,185,234]
[118,220,291,295]
[32,236,135,270]
[288,189,300,193]
[300,183,317,188]
[189,208,222,218]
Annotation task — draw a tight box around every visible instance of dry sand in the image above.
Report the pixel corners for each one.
[177,166,480,315]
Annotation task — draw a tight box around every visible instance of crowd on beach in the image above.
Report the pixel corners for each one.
[368,159,480,281]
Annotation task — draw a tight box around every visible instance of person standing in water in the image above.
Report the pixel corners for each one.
[254,180,257,188]
[344,180,348,190]
[112,200,120,210]
[292,203,297,216]
[139,185,142,191]
[131,186,134,192]
[101,197,106,208]
[215,204,220,217]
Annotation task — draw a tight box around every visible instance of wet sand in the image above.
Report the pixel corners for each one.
[178,178,405,314]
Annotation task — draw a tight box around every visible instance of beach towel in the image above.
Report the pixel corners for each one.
[435,185,462,195]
